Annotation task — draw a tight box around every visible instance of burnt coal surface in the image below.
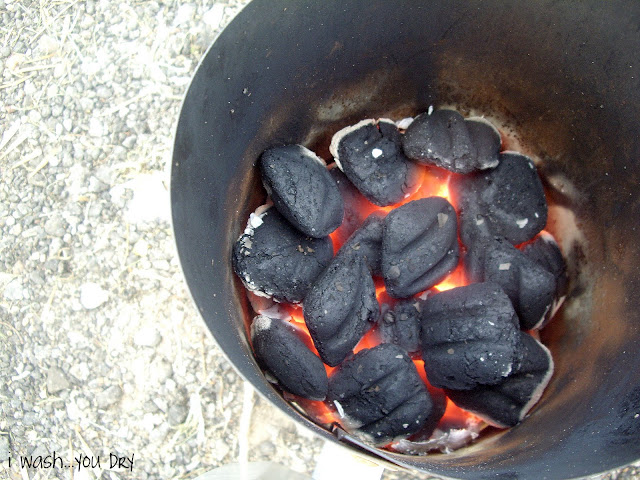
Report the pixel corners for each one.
[327,343,435,445]
[339,213,385,276]
[406,386,447,442]
[260,145,344,238]
[376,298,424,355]
[445,332,554,427]
[330,119,422,206]
[382,197,459,298]
[466,117,502,168]
[402,110,500,174]
[329,166,378,245]
[455,152,548,246]
[251,315,328,401]
[466,237,556,330]
[232,206,333,303]
[521,233,568,300]
[421,282,521,390]
[303,249,379,366]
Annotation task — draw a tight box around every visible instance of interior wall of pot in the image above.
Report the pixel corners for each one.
[171,1,640,478]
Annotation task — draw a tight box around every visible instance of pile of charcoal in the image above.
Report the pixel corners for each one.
[232,109,567,450]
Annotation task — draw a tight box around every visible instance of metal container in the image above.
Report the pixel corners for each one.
[171,1,640,478]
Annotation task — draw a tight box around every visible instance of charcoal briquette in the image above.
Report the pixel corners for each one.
[251,315,328,401]
[465,236,557,330]
[382,197,459,298]
[330,119,422,206]
[445,332,554,427]
[521,232,568,300]
[455,152,547,245]
[303,249,379,366]
[339,213,385,276]
[421,282,521,390]
[232,206,333,303]
[465,117,502,169]
[402,110,500,174]
[375,298,423,355]
[327,343,434,445]
[328,166,378,246]
[260,144,344,237]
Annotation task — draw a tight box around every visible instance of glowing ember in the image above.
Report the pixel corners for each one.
[233,109,565,457]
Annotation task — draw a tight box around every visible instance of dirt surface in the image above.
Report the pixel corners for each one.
[0,1,638,479]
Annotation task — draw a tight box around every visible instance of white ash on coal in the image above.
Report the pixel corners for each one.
[421,282,521,390]
[465,236,557,330]
[375,298,424,355]
[330,119,422,206]
[402,109,501,174]
[251,315,328,401]
[327,344,436,446]
[232,205,333,303]
[382,197,459,298]
[260,144,344,238]
[454,152,548,245]
[303,249,379,366]
[339,212,385,276]
[522,232,569,322]
[445,332,554,427]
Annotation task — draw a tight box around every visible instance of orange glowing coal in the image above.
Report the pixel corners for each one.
[282,166,480,449]
[329,167,456,252]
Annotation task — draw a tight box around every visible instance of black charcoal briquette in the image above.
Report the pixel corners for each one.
[454,152,547,245]
[328,166,378,246]
[375,298,423,355]
[303,249,379,366]
[232,206,333,303]
[521,232,568,300]
[465,117,501,169]
[382,197,459,298]
[339,213,384,276]
[445,332,554,427]
[421,282,521,390]
[402,110,501,174]
[260,144,344,237]
[466,237,556,330]
[251,315,329,401]
[327,344,434,446]
[330,119,422,206]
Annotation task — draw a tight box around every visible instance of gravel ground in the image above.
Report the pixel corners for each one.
[0,1,639,480]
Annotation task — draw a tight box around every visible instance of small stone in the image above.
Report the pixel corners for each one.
[80,282,109,310]
[88,117,105,137]
[212,438,231,461]
[168,403,188,426]
[44,214,67,237]
[3,278,23,301]
[86,176,107,193]
[173,3,195,26]
[37,34,59,55]
[46,367,70,394]
[69,362,91,382]
[133,325,162,347]
[96,385,123,409]
[203,4,225,29]
[0,435,9,462]
[132,238,150,256]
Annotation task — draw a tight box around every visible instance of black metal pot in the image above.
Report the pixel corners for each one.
[171,1,640,478]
